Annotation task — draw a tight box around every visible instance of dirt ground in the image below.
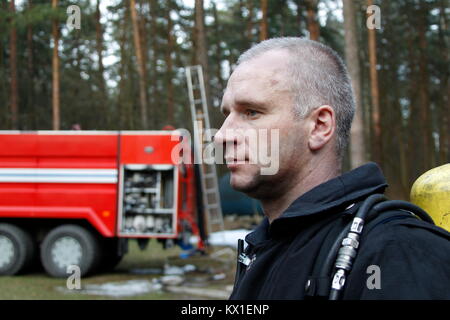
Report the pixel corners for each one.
[0,215,261,300]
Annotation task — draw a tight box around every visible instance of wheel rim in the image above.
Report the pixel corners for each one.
[0,235,15,269]
[51,236,82,270]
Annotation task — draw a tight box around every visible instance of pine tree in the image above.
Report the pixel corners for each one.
[51,0,60,130]
[130,0,149,129]
[9,0,18,129]
[343,0,366,168]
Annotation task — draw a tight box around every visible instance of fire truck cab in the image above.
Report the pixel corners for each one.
[0,130,203,277]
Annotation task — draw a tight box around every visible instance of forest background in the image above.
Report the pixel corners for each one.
[0,0,448,200]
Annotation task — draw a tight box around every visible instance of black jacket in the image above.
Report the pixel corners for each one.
[229,163,450,300]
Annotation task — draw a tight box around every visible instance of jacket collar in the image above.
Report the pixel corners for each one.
[245,162,388,246]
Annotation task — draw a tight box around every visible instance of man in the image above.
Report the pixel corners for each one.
[214,37,450,299]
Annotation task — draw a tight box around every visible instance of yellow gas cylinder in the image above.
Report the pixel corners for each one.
[410,163,450,232]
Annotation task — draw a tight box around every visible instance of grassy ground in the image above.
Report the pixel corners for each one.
[0,239,236,300]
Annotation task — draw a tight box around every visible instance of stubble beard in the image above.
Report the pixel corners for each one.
[230,166,288,200]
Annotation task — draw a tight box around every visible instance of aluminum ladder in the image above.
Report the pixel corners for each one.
[185,65,224,236]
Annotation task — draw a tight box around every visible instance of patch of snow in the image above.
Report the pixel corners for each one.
[191,229,252,248]
[164,264,185,275]
[160,275,185,286]
[182,264,197,273]
[211,273,226,281]
[57,280,162,298]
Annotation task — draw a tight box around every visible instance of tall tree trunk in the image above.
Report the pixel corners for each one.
[74,30,82,126]
[406,23,421,186]
[296,0,303,36]
[438,0,449,163]
[393,68,409,197]
[118,5,129,130]
[95,0,108,128]
[0,2,6,128]
[194,0,212,109]
[9,0,18,129]
[305,0,320,41]
[138,1,151,126]
[27,0,36,129]
[149,0,159,125]
[343,0,365,168]
[384,0,408,198]
[212,2,224,92]
[418,2,433,169]
[367,0,382,165]
[259,0,268,41]
[166,1,174,125]
[52,0,60,130]
[130,0,148,129]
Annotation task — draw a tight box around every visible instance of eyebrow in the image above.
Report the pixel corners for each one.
[220,99,267,114]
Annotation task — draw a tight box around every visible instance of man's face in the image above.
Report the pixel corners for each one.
[215,50,310,199]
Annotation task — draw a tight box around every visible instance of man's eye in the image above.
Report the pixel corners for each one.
[244,110,258,118]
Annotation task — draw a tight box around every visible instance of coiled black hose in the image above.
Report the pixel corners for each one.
[325,195,434,300]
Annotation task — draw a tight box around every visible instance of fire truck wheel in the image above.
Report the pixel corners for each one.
[0,223,35,275]
[40,225,100,278]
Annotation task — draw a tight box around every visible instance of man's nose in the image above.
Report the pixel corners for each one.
[213,116,237,146]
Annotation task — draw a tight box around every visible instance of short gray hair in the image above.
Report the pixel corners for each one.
[237,37,355,158]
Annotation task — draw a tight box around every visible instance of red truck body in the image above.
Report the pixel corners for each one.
[0,131,203,277]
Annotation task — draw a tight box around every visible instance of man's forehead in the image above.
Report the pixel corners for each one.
[232,49,291,80]
[221,50,291,111]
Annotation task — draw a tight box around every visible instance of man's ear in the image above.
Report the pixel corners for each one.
[308,105,336,152]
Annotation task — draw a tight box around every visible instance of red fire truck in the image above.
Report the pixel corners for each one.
[0,130,205,277]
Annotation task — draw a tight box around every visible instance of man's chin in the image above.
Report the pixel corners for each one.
[229,166,284,200]
[229,172,262,197]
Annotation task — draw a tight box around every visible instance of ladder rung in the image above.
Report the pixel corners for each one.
[203,173,214,179]
[188,66,200,72]
[186,65,223,232]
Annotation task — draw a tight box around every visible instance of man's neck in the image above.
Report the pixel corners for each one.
[261,157,341,223]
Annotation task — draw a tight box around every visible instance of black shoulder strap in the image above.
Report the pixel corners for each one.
[363,210,413,234]
[305,203,418,299]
